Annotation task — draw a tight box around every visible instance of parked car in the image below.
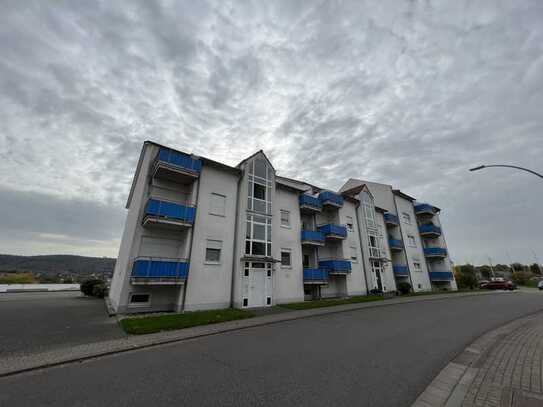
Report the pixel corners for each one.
[480,280,516,290]
[537,280,543,290]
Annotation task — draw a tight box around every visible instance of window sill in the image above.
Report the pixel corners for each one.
[280,225,291,229]
[205,261,221,266]
[209,213,226,218]
[281,265,292,269]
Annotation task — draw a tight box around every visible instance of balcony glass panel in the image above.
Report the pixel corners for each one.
[384,213,399,225]
[146,199,196,224]
[131,258,189,279]
[424,247,448,257]
[301,230,325,243]
[318,224,347,238]
[318,191,344,207]
[303,268,329,282]
[158,147,202,174]
[419,224,442,236]
[429,271,454,281]
[299,194,322,210]
[388,238,403,250]
[393,265,409,276]
[318,259,352,273]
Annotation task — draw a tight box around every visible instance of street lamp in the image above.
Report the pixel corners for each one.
[469,164,543,180]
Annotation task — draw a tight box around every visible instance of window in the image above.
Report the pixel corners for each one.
[280,210,290,227]
[209,193,226,216]
[205,240,222,263]
[281,249,291,267]
[129,293,150,306]
[361,192,376,229]
[245,215,272,257]
[368,234,382,258]
[413,262,422,271]
[346,216,354,232]
[407,234,416,247]
[402,212,411,224]
[247,158,272,215]
[350,246,358,262]
[243,298,248,307]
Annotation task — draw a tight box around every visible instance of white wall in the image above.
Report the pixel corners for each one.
[184,164,239,310]
[395,196,432,292]
[339,199,367,296]
[274,186,305,304]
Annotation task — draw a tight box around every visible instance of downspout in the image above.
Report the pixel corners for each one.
[229,174,242,308]
[392,196,415,291]
[181,172,202,312]
[354,201,370,295]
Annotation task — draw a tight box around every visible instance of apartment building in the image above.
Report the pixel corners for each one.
[108,141,456,314]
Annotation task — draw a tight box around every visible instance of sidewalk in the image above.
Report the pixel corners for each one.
[0,290,502,378]
[412,310,543,407]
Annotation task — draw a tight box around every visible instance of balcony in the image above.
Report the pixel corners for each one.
[318,191,344,208]
[299,194,322,213]
[419,223,442,238]
[388,238,404,251]
[318,224,347,240]
[424,247,448,258]
[318,259,352,275]
[131,257,189,285]
[153,147,203,185]
[303,268,329,284]
[384,213,399,227]
[429,271,454,281]
[143,198,196,230]
[414,203,436,216]
[393,265,409,277]
[301,230,325,246]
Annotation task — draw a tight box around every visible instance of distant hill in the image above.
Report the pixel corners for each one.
[0,254,116,278]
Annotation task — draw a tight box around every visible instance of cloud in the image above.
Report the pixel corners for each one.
[0,0,542,263]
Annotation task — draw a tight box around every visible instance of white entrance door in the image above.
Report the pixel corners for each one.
[249,269,265,307]
[242,262,272,308]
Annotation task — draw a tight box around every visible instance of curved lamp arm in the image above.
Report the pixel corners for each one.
[469,164,543,180]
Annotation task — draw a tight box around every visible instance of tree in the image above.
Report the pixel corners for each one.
[511,263,524,272]
[529,263,542,275]
[511,271,531,286]
[454,264,478,289]
[478,265,492,279]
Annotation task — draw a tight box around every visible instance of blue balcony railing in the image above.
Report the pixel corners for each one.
[131,257,189,280]
[318,259,352,274]
[414,203,436,215]
[301,230,325,244]
[384,213,399,226]
[318,224,347,239]
[145,198,196,224]
[388,238,403,250]
[299,194,322,211]
[157,147,202,174]
[419,224,442,236]
[424,247,448,257]
[393,265,409,276]
[303,268,329,283]
[318,191,344,207]
[429,271,454,281]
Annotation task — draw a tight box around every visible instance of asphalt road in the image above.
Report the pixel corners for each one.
[0,291,124,357]
[2,292,543,407]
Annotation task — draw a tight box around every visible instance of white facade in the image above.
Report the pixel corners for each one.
[109,142,457,314]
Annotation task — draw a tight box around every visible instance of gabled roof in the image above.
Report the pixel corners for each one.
[341,183,374,201]
[236,150,276,172]
[392,189,416,202]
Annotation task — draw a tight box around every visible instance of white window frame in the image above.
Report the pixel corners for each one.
[407,234,416,247]
[245,214,272,257]
[205,239,222,265]
[129,293,151,307]
[346,216,354,232]
[413,261,422,271]
[402,212,411,225]
[281,249,292,268]
[209,193,226,217]
[350,246,358,263]
[280,210,290,228]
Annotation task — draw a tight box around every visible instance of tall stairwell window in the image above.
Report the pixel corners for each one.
[247,158,272,215]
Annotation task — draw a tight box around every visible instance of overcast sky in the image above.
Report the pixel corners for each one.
[1,1,542,265]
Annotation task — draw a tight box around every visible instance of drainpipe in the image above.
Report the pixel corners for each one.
[392,196,415,291]
[180,172,202,312]
[229,174,242,308]
[354,201,370,295]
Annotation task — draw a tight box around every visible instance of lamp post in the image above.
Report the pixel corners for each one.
[469,164,543,180]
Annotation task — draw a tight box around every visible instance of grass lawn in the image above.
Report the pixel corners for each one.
[120,308,255,335]
[279,295,385,310]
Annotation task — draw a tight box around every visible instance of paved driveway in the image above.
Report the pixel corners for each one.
[0,291,124,357]
[2,292,543,407]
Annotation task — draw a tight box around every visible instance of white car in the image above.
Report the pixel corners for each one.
[538,280,543,290]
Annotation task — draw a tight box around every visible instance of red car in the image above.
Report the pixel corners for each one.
[480,280,517,290]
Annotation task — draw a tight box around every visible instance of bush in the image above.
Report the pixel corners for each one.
[92,283,108,298]
[80,279,104,296]
[511,271,531,286]
[397,282,411,295]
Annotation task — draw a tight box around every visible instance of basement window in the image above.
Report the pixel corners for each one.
[129,293,150,306]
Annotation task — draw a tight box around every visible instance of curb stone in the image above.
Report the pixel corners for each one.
[0,291,510,379]
[412,310,543,407]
